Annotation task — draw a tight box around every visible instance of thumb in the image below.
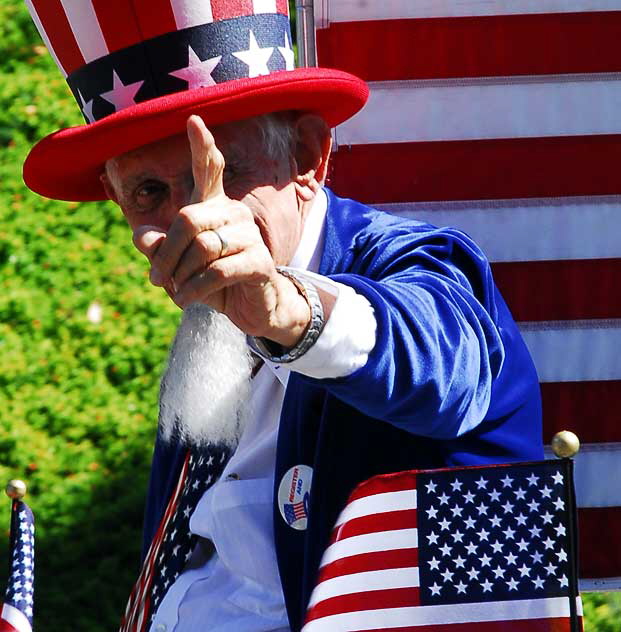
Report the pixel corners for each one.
[187,114,226,204]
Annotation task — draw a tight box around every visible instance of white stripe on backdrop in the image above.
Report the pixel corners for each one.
[303,597,583,632]
[335,489,417,526]
[318,0,621,24]
[519,320,621,383]
[379,196,621,263]
[335,75,621,145]
[59,0,108,63]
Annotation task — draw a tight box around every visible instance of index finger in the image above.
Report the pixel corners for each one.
[187,114,226,204]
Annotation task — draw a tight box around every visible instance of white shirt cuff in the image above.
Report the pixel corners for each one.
[266,270,376,380]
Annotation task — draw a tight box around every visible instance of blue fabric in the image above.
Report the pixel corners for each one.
[142,189,543,630]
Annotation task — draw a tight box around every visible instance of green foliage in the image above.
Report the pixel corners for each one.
[0,1,618,630]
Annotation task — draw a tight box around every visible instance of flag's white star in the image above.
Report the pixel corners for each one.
[531,550,544,564]
[467,567,479,581]
[515,513,528,527]
[456,580,468,594]
[506,576,520,590]
[450,504,464,518]
[527,498,540,512]
[518,563,531,577]
[440,543,452,556]
[529,524,542,539]
[545,562,558,576]
[170,46,222,89]
[454,555,466,568]
[559,574,569,587]
[481,578,493,592]
[465,541,478,555]
[557,549,568,562]
[277,30,295,69]
[477,527,490,541]
[233,30,274,78]
[506,551,518,565]
[492,565,505,579]
[480,553,492,567]
[430,581,442,596]
[476,502,488,516]
[491,540,503,554]
[426,505,439,519]
[543,537,555,550]
[542,511,554,525]
[441,567,454,582]
[517,538,529,551]
[489,514,502,528]
[554,523,567,537]
[540,485,552,498]
[100,70,143,112]
[464,490,476,503]
[77,89,95,123]
[475,476,488,489]
[532,575,545,589]
[503,525,516,540]
[552,471,564,485]
[502,500,514,514]
[527,473,539,486]
[514,487,527,500]
[438,492,450,505]
[452,529,464,543]
[426,480,437,493]
[464,516,476,529]
[207,455,214,466]
[429,556,441,571]
[489,488,502,502]
[451,479,463,492]
[439,517,451,531]
[553,497,565,511]
[501,474,514,488]
[427,531,440,545]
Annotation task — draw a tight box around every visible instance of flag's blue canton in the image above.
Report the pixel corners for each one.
[4,501,35,625]
[418,462,572,606]
[148,444,231,624]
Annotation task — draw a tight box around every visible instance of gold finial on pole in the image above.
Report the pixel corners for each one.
[5,480,27,500]
[551,431,580,459]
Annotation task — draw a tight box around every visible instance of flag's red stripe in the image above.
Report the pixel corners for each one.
[578,507,621,579]
[132,0,177,40]
[346,471,418,503]
[29,0,85,73]
[211,0,254,20]
[0,621,20,632]
[357,620,575,632]
[306,587,421,622]
[492,259,621,322]
[541,381,621,444]
[330,509,417,544]
[317,12,621,82]
[318,548,419,583]
[92,0,142,53]
[328,136,621,204]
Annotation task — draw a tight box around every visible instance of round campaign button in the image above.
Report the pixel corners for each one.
[277,464,313,530]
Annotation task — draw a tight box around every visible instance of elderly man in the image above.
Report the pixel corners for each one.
[22,2,542,631]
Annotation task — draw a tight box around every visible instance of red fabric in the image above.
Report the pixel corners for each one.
[359,621,577,632]
[132,0,178,40]
[93,0,143,53]
[317,549,420,583]
[211,0,254,20]
[328,137,621,204]
[275,0,289,16]
[317,12,621,81]
[29,0,85,73]
[23,69,368,201]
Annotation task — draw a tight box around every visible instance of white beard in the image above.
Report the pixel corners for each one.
[158,304,254,447]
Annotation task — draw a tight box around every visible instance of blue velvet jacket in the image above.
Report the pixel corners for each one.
[142,189,543,630]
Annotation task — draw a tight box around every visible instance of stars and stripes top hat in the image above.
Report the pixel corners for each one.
[22,0,368,202]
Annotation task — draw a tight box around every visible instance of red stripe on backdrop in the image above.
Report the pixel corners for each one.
[318,549,420,583]
[306,587,421,622]
[92,0,142,53]
[328,136,621,204]
[330,509,417,544]
[541,382,621,444]
[358,620,574,632]
[132,0,177,40]
[29,0,85,73]
[275,0,289,16]
[492,259,621,322]
[211,0,254,20]
[578,507,621,579]
[317,12,621,82]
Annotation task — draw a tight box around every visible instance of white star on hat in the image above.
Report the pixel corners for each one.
[77,89,95,123]
[101,71,144,112]
[170,46,222,89]
[233,30,274,78]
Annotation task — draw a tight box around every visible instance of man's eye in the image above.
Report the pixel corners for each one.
[135,182,166,207]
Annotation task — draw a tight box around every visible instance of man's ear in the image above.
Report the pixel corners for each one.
[292,114,332,202]
[99,170,119,204]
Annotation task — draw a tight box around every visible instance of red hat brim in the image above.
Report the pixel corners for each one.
[23,68,368,202]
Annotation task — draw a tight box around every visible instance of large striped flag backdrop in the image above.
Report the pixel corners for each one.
[314,0,621,590]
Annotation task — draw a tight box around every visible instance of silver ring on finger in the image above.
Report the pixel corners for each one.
[210,228,228,258]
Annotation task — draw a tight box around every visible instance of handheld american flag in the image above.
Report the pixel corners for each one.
[1,493,35,632]
[303,460,582,631]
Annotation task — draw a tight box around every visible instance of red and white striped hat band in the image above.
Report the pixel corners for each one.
[25,0,294,124]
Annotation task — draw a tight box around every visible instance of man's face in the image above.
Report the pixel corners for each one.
[104,118,304,266]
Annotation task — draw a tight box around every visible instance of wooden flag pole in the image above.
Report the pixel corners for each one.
[551,431,581,632]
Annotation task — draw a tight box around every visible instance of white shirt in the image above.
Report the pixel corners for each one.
[149,190,376,632]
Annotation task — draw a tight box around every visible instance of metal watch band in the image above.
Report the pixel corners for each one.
[247,267,325,363]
